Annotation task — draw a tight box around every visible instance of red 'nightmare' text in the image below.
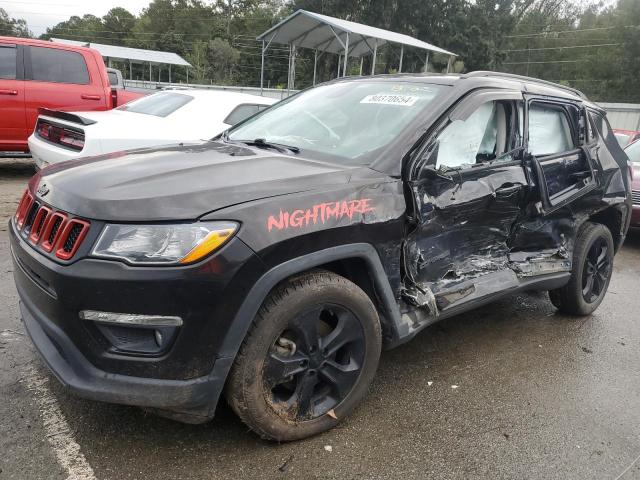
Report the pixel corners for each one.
[267,199,374,231]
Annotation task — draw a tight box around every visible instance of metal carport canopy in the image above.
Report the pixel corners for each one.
[256,9,456,91]
[51,38,191,83]
[257,9,456,58]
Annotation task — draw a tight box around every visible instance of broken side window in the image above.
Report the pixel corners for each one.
[435,101,516,169]
[528,104,574,156]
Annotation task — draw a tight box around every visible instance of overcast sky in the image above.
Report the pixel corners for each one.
[4,0,154,36]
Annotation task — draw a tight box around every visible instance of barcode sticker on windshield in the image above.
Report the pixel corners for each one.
[360,94,419,106]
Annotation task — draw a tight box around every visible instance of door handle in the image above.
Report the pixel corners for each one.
[81,94,101,100]
[0,89,18,95]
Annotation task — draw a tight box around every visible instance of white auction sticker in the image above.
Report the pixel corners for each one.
[360,93,419,106]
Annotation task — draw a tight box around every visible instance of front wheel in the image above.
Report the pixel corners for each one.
[225,270,382,441]
[549,222,614,316]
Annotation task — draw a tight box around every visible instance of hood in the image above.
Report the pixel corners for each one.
[33,142,361,221]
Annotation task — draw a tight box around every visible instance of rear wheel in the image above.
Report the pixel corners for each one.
[549,222,614,315]
[225,270,381,441]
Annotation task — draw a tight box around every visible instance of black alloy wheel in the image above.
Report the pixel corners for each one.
[225,270,381,441]
[581,237,612,304]
[264,304,365,421]
[549,222,614,316]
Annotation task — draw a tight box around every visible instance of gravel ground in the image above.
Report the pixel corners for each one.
[1,157,639,480]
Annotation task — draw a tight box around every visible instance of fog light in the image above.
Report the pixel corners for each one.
[79,310,182,327]
[154,329,164,347]
[80,310,181,355]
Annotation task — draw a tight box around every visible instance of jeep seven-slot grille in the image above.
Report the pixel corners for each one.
[14,189,90,260]
[632,190,640,205]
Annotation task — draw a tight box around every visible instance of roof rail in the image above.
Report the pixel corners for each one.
[463,71,587,100]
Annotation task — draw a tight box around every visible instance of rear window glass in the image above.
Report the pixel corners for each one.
[117,92,193,117]
[30,46,89,84]
[0,45,17,80]
[626,140,640,163]
[615,133,630,147]
[107,71,118,86]
[224,104,268,125]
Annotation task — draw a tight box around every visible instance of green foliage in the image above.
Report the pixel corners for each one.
[3,0,637,101]
[0,8,31,37]
[502,0,640,101]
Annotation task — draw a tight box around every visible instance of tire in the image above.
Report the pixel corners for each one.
[549,222,614,316]
[225,270,382,441]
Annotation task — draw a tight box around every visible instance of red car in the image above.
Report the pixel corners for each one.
[0,36,142,152]
[625,140,640,226]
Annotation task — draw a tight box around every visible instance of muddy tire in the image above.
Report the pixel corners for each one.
[225,270,382,441]
[549,222,614,316]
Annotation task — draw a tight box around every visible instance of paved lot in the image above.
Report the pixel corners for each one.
[1,157,639,480]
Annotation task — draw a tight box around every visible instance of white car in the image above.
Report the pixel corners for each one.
[28,89,277,169]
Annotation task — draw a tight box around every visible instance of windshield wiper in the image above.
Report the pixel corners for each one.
[241,138,300,154]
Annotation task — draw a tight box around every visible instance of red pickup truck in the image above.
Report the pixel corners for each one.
[0,36,144,152]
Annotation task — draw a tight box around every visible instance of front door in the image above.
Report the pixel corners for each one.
[0,42,26,151]
[404,90,528,314]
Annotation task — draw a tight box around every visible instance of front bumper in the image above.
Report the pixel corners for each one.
[20,294,231,421]
[10,219,265,420]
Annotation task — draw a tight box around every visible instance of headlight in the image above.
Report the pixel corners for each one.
[92,222,238,265]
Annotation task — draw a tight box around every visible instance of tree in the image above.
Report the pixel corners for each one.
[102,8,136,44]
[0,8,31,37]
[186,40,209,82]
[207,37,240,84]
[42,14,104,42]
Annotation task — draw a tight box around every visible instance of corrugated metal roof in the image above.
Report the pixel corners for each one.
[50,38,191,66]
[257,10,455,57]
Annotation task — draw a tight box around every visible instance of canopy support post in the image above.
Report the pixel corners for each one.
[360,57,364,75]
[286,44,292,94]
[287,44,296,93]
[291,45,296,90]
[129,59,132,80]
[337,54,341,78]
[260,33,278,94]
[169,64,172,83]
[447,55,452,73]
[343,33,349,77]
[425,52,430,73]
[313,49,318,85]
[371,40,377,75]
[399,45,404,73]
[149,62,152,82]
[260,39,265,93]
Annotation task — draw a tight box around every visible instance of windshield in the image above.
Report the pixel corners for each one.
[626,140,640,163]
[118,92,193,117]
[227,81,449,164]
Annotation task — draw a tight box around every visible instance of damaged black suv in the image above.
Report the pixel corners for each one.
[11,72,631,441]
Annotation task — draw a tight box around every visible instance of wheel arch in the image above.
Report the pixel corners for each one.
[216,244,404,372]
[587,204,628,252]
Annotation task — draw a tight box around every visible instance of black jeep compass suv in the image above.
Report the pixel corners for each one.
[10,72,632,441]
